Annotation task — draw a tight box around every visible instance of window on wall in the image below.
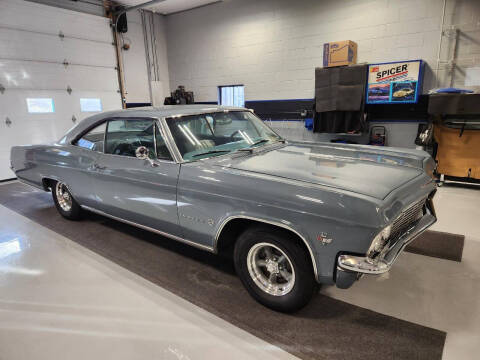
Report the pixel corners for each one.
[80,98,102,112]
[218,85,245,107]
[26,98,55,113]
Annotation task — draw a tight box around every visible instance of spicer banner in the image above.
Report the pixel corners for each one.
[366,60,424,104]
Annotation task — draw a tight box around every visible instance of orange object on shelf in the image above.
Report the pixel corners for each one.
[434,124,480,179]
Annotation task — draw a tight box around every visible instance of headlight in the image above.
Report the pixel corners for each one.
[367,225,392,260]
[381,225,391,240]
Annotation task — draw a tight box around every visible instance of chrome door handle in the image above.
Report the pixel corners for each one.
[147,158,159,167]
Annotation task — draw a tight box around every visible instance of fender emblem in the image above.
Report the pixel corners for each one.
[180,213,215,227]
[317,232,333,245]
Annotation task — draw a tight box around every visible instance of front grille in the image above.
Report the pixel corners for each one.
[390,198,426,240]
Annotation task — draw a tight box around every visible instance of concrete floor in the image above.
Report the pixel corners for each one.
[0,182,479,359]
[0,202,295,360]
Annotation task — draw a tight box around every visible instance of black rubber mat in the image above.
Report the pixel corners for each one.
[406,230,464,262]
[0,182,446,360]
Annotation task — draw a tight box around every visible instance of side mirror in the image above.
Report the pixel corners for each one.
[135,146,158,167]
[135,146,149,160]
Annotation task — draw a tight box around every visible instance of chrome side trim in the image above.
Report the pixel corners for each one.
[157,117,184,163]
[214,215,319,281]
[153,121,158,158]
[94,151,176,164]
[80,205,215,253]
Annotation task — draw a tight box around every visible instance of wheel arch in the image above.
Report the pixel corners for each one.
[41,177,57,191]
[41,175,65,191]
[215,216,318,281]
[41,177,76,198]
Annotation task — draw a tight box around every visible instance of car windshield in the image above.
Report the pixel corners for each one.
[166,111,283,160]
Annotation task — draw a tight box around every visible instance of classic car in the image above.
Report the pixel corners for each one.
[393,88,415,98]
[368,86,390,96]
[10,105,437,312]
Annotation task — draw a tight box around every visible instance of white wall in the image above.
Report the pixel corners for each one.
[267,121,423,148]
[144,11,171,105]
[120,10,151,104]
[438,0,480,88]
[120,10,170,105]
[166,0,480,102]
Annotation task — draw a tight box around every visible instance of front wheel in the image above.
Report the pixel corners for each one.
[52,181,82,220]
[234,226,317,312]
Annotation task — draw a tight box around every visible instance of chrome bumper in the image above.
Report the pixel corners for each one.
[337,208,437,275]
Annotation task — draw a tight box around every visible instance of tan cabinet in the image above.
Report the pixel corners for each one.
[434,124,480,179]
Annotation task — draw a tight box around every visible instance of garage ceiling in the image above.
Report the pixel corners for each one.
[115,0,221,15]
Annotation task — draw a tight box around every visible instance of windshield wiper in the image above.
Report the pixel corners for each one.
[192,149,230,158]
[238,138,287,152]
[237,139,270,152]
[251,139,270,146]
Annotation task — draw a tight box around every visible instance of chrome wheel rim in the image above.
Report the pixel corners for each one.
[247,242,295,296]
[55,182,72,212]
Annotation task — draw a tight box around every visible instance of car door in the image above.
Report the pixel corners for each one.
[65,121,106,207]
[91,117,182,237]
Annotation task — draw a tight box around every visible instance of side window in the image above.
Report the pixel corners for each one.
[155,125,173,160]
[105,119,155,158]
[75,122,106,152]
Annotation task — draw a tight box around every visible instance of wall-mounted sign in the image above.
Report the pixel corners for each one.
[366,60,424,104]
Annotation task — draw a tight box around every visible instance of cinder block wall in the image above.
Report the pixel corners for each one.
[265,120,422,148]
[165,0,480,146]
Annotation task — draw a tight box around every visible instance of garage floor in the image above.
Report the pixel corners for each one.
[0,203,292,360]
[0,181,478,360]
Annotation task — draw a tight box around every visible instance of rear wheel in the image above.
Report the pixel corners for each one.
[52,181,82,220]
[234,226,317,312]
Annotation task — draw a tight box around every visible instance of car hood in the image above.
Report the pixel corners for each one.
[215,141,427,200]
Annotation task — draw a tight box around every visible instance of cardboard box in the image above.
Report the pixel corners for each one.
[323,40,357,67]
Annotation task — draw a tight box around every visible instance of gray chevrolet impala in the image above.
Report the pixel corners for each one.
[10,105,437,312]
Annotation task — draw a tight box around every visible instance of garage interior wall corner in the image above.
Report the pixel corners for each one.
[119,9,170,106]
[141,10,171,107]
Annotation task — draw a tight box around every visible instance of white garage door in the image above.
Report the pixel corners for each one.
[0,0,122,180]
